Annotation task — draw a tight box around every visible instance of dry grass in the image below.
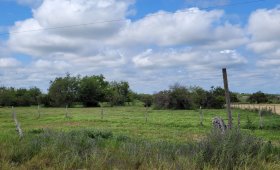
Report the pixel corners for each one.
[231,104,280,115]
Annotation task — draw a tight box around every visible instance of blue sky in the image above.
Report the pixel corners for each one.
[0,0,280,94]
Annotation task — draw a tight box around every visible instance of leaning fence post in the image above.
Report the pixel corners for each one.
[222,68,233,129]
[199,106,203,126]
[12,106,24,138]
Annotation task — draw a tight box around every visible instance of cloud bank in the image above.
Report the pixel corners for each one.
[1,0,279,93]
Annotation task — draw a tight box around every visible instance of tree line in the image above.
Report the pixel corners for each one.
[0,74,131,107]
[0,74,279,108]
[137,84,239,109]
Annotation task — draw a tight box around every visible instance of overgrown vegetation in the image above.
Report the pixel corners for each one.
[153,85,239,109]
[0,129,279,169]
[0,87,41,106]
[0,73,279,109]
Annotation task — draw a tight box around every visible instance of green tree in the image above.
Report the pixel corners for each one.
[79,75,109,107]
[137,94,153,107]
[107,81,131,106]
[153,90,170,109]
[247,91,268,104]
[190,86,208,108]
[28,87,42,105]
[0,87,16,106]
[48,73,79,107]
[169,84,192,109]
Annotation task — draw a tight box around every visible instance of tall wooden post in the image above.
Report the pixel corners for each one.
[65,104,69,118]
[37,104,41,118]
[222,68,233,129]
[145,107,148,123]
[259,109,263,129]
[101,106,104,120]
[237,112,240,130]
[199,106,203,126]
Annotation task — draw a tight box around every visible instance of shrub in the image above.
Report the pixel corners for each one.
[194,129,277,169]
[153,84,192,110]
[248,91,269,104]
[153,90,170,109]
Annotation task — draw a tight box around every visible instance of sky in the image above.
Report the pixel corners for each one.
[0,0,280,94]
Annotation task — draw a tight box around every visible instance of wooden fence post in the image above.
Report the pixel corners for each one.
[65,104,69,118]
[237,112,240,130]
[101,106,104,120]
[259,109,263,129]
[200,106,203,126]
[274,105,276,114]
[12,106,24,138]
[145,107,148,123]
[222,68,233,129]
[37,104,41,118]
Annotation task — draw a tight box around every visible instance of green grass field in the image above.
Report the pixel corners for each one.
[1,106,280,143]
[0,106,280,169]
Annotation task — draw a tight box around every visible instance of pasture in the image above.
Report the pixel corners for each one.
[0,106,280,169]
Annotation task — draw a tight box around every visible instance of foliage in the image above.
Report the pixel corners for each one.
[195,129,279,169]
[153,85,241,110]
[169,84,192,109]
[0,129,279,169]
[0,87,42,106]
[136,93,153,107]
[189,86,208,108]
[153,90,171,109]
[244,115,256,129]
[107,81,131,106]
[79,75,109,107]
[153,84,192,109]
[204,87,225,109]
[248,91,269,104]
[48,73,80,107]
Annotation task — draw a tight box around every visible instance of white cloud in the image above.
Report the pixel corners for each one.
[9,0,133,57]
[114,8,246,49]
[7,0,278,93]
[0,58,21,68]
[248,7,280,69]
[133,48,247,69]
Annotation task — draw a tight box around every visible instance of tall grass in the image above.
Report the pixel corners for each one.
[0,129,279,169]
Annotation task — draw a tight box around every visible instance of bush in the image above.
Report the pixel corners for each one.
[153,85,231,110]
[136,94,153,107]
[169,84,192,109]
[248,91,268,104]
[153,84,192,110]
[153,90,170,109]
[195,129,278,169]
